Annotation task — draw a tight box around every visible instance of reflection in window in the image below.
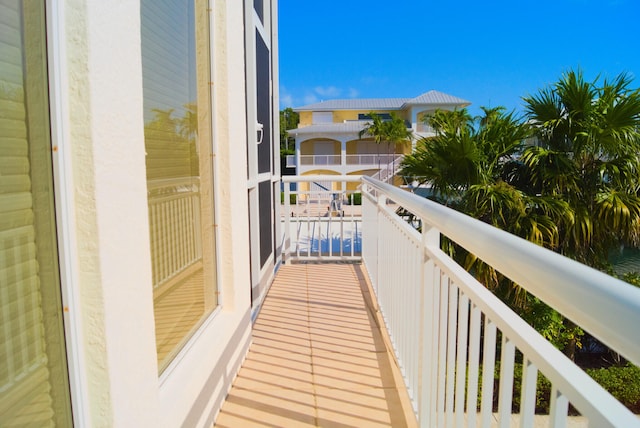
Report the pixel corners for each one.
[141,0,217,372]
[0,0,72,425]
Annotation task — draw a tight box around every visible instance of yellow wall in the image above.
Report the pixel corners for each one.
[333,110,411,122]
[298,170,340,192]
[299,111,312,126]
[346,139,410,155]
[397,141,411,154]
[299,139,340,155]
[299,109,412,125]
[332,110,360,122]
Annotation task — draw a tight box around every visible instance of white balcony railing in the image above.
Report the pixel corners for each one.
[281,175,640,427]
[345,153,397,165]
[147,177,202,291]
[282,175,362,262]
[299,154,341,166]
[290,154,400,168]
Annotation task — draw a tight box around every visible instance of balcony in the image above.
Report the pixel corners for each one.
[218,175,640,427]
[286,154,400,169]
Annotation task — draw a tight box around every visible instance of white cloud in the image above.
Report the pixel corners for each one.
[279,86,294,108]
[303,94,319,105]
[280,94,293,108]
[314,86,341,98]
[348,88,359,98]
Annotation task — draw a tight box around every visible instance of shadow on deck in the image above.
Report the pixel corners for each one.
[215,263,417,427]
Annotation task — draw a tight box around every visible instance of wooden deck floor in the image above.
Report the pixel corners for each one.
[214,263,417,428]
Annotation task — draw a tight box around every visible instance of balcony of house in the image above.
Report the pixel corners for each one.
[216,175,640,427]
[287,153,401,169]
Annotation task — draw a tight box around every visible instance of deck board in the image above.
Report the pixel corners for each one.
[215,264,417,428]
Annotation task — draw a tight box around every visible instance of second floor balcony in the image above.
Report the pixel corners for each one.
[286,154,401,169]
[217,175,640,427]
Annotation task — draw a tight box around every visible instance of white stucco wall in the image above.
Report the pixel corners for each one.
[54,0,257,426]
[59,0,160,425]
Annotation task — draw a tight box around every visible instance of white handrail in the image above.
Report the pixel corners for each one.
[362,176,640,366]
[362,175,640,427]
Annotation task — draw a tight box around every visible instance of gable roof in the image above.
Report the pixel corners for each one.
[293,90,470,112]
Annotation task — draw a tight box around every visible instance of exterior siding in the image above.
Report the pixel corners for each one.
[41,0,279,426]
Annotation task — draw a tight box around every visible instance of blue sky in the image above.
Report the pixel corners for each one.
[278,0,640,116]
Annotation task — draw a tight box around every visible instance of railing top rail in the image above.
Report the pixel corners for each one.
[283,175,362,184]
[362,176,640,366]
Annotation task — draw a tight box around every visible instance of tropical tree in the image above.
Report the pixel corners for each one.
[359,112,412,173]
[400,70,640,359]
[279,107,299,156]
[521,70,640,268]
[400,107,565,288]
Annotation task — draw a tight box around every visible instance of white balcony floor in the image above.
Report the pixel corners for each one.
[214,263,417,427]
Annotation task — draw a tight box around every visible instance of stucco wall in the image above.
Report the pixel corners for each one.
[55,0,256,426]
[61,0,159,425]
[298,111,312,125]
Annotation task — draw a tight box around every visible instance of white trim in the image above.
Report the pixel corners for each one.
[256,171,272,182]
[244,1,258,181]
[208,0,224,310]
[253,9,269,45]
[46,0,90,425]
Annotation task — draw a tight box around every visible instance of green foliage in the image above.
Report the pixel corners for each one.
[401,69,640,357]
[478,362,640,414]
[519,297,583,352]
[477,362,552,414]
[359,112,413,169]
[280,107,299,155]
[622,272,640,287]
[522,69,640,266]
[587,365,640,412]
[347,193,362,205]
[280,192,296,205]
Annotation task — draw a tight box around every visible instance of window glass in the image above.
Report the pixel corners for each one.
[0,0,72,425]
[141,0,217,372]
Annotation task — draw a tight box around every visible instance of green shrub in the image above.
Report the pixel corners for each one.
[348,192,361,205]
[476,362,640,414]
[586,364,640,413]
[280,192,296,204]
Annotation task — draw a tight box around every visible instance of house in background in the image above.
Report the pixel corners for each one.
[286,91,470,188]
[0,0,279,426]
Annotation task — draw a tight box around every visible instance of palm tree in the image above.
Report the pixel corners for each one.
[401,107,559,287]
[521,70,640,269]
[359,112,412,177]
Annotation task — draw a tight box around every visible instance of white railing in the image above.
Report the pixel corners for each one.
[282,175,362,262]
[299,154,341,166]
[294,154,398,167]
[360,176,640,427]
[370,155,404,183]
[147,178,202,290]
[345,153,396,166]
[285,155,296,168]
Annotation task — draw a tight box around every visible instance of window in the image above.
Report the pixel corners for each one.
[358,113,392,121]
[141,0,217,372]
[0,0,72,425]
[312,111,333,124]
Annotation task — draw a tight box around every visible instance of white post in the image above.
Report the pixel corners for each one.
[283,180,291,263]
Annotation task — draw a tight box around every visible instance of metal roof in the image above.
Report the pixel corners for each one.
[288,121,369,135]
[405,90,471,106]
[293,90,470,111]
